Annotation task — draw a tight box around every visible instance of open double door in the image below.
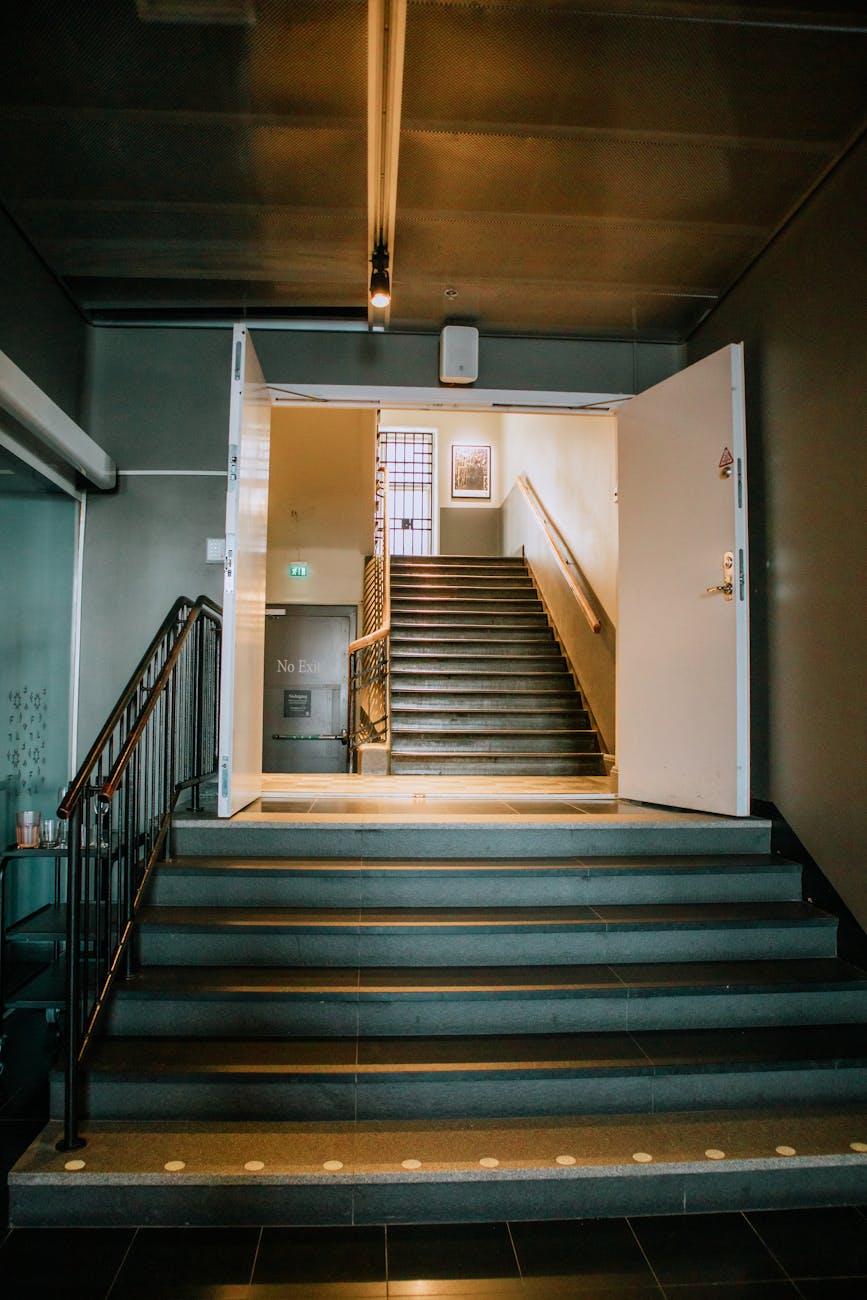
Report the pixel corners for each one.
[219,326,749,818]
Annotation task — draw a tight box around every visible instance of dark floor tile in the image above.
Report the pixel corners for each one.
[795,1280,867,1299]
[109,1226,260,1297]
[509,1217,657,1290]
[0,1225,135,1298]
[746,1206,867,1279]
[253,1225,385,1287]
[661,1284,800,1299]
[523,1285,662,1300]
[629,1213,785,1287]
[386,1222,520,1289]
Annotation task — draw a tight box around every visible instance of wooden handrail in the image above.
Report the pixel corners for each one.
[348,467,390,654]
[515,475,602,634]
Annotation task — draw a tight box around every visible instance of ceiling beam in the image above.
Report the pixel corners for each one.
[367,0,407,327]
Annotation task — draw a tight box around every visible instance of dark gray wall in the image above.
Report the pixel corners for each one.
[0,207,87,421]
[689,136,867,927]
[252,329,682,394]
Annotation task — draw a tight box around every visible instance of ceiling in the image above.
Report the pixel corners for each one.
[2,1,865,341]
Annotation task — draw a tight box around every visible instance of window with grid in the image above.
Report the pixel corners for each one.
[376,428,434,556]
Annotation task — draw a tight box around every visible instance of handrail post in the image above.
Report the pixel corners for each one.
[56,810,85,1152]
[192,616,205,811]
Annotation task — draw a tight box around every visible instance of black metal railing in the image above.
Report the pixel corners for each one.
[55,595,221,1150]
[347,467,390,769]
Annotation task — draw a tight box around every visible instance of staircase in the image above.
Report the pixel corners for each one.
[389,554,606,775]
[11,807,867,1225]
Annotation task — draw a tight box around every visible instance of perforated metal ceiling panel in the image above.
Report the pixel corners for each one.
[1,1,865,337]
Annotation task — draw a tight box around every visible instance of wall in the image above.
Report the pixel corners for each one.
[267,406,376,606]
[500,413,619,750]
[0,489,77,922]
[78,326,231,749]
[688,136,867,927]
[501,413,618,623]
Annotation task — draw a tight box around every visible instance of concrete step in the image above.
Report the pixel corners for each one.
[390,687,584,710]
[391,644,562,662]
[392,597,543,612]
[54,1023,867,1122]
[392,582,536,599]
[390,729,601,754]
[103,958,867,1039]
[390,628,557,645]
[392,556,526,571]
[389,708,592,730]
[133,901,836,968]
[391,609,550,627]
[390,670,574,690]
[390,752,606,775]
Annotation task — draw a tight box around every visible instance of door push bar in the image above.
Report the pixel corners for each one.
[272,730,348,745]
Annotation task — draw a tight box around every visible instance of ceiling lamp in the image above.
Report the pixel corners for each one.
[369,240,391,309]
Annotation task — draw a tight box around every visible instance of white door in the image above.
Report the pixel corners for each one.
[218,325,271,816]
[617,343,749,815]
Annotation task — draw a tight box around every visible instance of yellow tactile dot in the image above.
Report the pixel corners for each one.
[479,1157,500,1168]
[849,1142,867,1153]
[555,1155,577,1166]
[705,1149,726,1160]
[632,1152,653,1163]
[323,1160,344,1171]
[164,1160,186,1172]
[64,1159,85,1171]
[244,1160,265,1172]
[401,1159,422,1170]
[775,1146,796,1157]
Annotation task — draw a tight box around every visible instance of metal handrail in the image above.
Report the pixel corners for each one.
[347,467,390,767]
[515,474,602,634]
[55,594,222,1152]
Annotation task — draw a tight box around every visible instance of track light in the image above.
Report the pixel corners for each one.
[369,239,391,309]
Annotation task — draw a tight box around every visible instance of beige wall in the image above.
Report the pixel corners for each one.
[382,408,505,514]
[267,406,376,606]
[688,136,867,928]
[501,412,618,623]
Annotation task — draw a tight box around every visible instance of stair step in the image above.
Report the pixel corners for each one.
[16,1107,867,1227]
[391,556,526,569]
[135,901,835,967]
[103,958,867,1039]
[390,752,607,774]
[57,1023,867,1121]
[15,1107,867,1225]
[391,645,562,662]
[392,597,543,611]
[389,709,592,730]
[147,854,803,908]
[390,671,574,690]
[391,630,557,646]
[392,582,536,597]
[391,609,550,626]
[391,688,584,710]
[390,730,600,754]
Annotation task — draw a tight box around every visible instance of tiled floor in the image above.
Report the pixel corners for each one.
[4,1021,867,1297]
[2,1209,867,1298]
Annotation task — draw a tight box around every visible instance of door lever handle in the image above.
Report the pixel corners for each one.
[706,551,734,600]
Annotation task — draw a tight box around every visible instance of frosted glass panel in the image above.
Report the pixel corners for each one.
[0,466,77,920]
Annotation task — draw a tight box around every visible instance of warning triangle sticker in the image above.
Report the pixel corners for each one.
[719,446,734,469]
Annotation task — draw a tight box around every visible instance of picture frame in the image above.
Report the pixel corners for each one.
[451,444,491,499]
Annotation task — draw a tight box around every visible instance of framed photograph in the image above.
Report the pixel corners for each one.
[451,444,491,499]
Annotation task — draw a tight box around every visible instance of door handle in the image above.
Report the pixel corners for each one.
[706,551,734,601]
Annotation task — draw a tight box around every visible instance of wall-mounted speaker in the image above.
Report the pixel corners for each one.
[440,325,479,385]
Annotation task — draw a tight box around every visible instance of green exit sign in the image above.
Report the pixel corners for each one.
[288,563,309,578]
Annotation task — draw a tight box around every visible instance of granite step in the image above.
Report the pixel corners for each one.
[103,957,867,1039]
[134,901,836,967]
[54,1023,867,1121]
[390,751,606,775]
